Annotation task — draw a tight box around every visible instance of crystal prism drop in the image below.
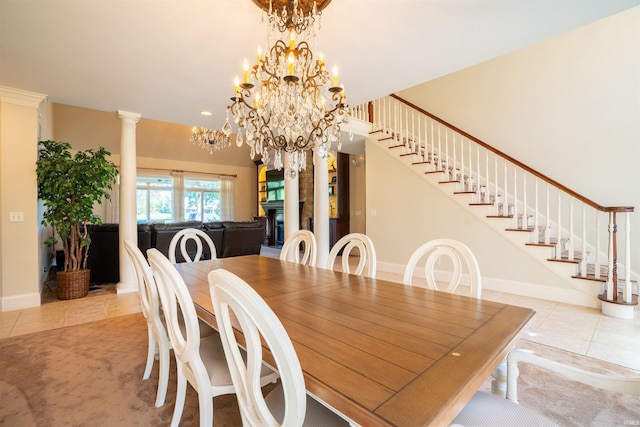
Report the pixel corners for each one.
[222,119,232,136]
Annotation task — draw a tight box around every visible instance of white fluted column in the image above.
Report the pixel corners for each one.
[116,110,141,294]
[284,153,300,241]
[314,149,330,268]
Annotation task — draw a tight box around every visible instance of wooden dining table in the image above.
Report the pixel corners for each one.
[175,255,535,427]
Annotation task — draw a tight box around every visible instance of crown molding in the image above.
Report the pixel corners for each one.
[0,86,47,108]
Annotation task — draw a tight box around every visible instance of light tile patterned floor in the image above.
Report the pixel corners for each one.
[1,247,638,373]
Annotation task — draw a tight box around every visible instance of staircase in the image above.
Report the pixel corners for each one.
[349,95,637,318]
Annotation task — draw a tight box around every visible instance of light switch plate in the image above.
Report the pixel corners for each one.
[9,211,24,222]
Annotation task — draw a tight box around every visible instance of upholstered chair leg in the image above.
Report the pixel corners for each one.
[171,373,187,427]
[154,345,170,407]
[143,329,155,380]
[197,390,213,427]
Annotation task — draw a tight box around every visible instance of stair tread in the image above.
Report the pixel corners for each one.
[598,292,638,306]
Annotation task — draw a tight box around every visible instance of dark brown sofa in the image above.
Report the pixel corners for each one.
[85,220,264,284]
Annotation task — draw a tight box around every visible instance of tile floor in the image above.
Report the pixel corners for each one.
[1,248,638,373]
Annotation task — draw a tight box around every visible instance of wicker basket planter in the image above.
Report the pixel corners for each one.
[56,269,90,300]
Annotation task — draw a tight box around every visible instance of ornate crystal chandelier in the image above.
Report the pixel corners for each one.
[222,0,348,179]
[190,126,231,154]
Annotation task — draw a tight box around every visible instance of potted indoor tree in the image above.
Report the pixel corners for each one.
[37,140,118,299]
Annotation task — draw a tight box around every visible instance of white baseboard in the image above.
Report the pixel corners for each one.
[376,260,601,309]
[0,292,42,312]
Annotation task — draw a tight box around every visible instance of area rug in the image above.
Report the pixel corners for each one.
[0,314,638,426]
[0,313,244,426]
[493,339,640,427]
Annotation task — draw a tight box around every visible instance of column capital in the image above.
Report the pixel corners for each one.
[117,110,141,123]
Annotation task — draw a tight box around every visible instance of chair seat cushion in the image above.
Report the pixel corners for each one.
[199,334,277,390]
[265,384,348,426]
[451,391,559,427]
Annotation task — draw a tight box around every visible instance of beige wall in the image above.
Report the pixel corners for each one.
[0,87,47,311]
[367,7,639,300]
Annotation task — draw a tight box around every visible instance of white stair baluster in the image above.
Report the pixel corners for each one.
[494,156,499,213]
[545,184,551,245]
[522,173,527,230]
[595,214,601,279]
[411,110,415,154]
[556,192,562,259]
[534,179,539,242]
[484,151,489,203]
[568,198,574,261]
[452,133,457,182]
[438,126,442,171]
[606,212,614,300]
[581,204,587,276]
[503,162,508,217]
[431,120,435,170]
[460,136,465,190]
[624,213,631,303]
[513,167,518,223]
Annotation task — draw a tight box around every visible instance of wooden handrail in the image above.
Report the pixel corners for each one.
[389,94,633,214]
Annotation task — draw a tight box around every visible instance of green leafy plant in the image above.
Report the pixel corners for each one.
[36,140,118,272]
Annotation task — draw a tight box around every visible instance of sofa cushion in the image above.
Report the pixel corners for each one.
[222,220,261,229]
[202,221,224,230]
[221,221,264,257]
[152,221,203,231]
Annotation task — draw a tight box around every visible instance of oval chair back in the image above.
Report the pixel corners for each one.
[403,238,482,298]
[326,233,377,278]
[168,228,217,264]
[280,230,317,267]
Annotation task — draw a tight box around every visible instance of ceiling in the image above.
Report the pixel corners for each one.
[1,0,637,133]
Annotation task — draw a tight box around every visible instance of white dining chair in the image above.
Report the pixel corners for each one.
[280,229,317,267]
[168,227,217,264]
[147,249,279,427]
[124,240,171,408]
[208,268,349,426]
[326,233,377,278]
[450,348,640,426]
[403,238,482,298]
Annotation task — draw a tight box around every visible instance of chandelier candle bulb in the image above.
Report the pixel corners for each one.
[243,59,250,84]
[257,46,262,62]
[332,65,339,87]
[287,52,295,76]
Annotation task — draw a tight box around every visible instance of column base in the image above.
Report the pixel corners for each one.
[116,281,138,295]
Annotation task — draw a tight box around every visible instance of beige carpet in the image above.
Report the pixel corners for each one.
[0,313,245,426]
[0,314,638,426]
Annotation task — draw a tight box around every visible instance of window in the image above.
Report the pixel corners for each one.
[184,178,222,222]
[136,176,173,223]
[136,174,228,224]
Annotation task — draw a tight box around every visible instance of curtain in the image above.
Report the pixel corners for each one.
[220,176,235,221]
[171,170,184,222]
